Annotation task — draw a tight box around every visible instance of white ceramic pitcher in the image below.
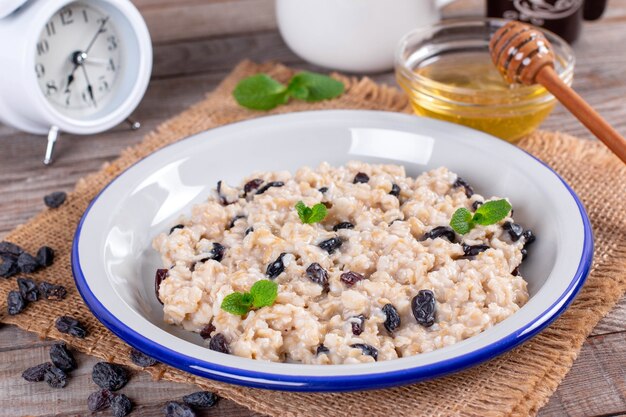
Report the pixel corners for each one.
[276,0,457,73]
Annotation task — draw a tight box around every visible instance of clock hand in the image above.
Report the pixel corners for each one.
[85,16,109,53]
[80,65,97,108]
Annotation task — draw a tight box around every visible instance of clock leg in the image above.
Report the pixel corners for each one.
[43,126,60,166]
[125,117,141,130]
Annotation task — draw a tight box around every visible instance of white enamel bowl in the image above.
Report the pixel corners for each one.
[72,110,593,392]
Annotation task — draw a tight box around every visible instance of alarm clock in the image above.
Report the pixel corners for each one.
[0,0,152,164]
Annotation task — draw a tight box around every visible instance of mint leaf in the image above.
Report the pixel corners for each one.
[473,199,512,226]
[250,280,278,308]
[295,201,327,224]
[287,72,344,102]
[221,292,254,316]
[232,74,288,110]
[450,208,474,235]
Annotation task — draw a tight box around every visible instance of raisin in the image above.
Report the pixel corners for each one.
[340,271,364,286]
[0,241,23,260]
[169,224,184,234]
[183,391,219,409]
[350,343,378,361]
[111,394,133,417]
[462,244,490,257]
[266,253,287,279]
[523,230,536,246]
[353,172,370,184]
[55,316,88,338]
[422,226,456,243]
[350,315,365,336]
[92,362,129,391]
[44,366,67,388]
[412,289,436,327]
[36,246,55,267]
[208,333,230,354]
[318,237,343,254]
[503,222,524,241]
[453,177,474,198]
[382,303,401,332]
[129,348,158,367]
[39,281,67,300]
[17,277,39,302]
[305,263,329,290]
[333,222,354,232]
[44,191,67,208]
[389,219,403,226]
[472,200,483,211]
[316,344,330,355]
[22,362,53,382]
[155,269,168,304]
[228,215,245,229]
[244,227,254,236]
[389,183,401,197]
[318,187,329,193]
[199,323,215,339]
[50,343,77,372]
[164,401,196,417]
[243,178,264,196]
[216,180,228,205]
[0,259,18,278]
[17,252,39,273]
[521,248,528,261]
[88,389,113,412]
[511,266,520,276]
[255,181,284,195]
[7,290,26,315]
[210,242,226,262]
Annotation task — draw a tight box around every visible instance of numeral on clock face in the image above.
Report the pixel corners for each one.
[34,2,121,114]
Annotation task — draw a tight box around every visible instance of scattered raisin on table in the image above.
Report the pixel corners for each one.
[182,391,219,409]
[462,244,490,257]
[208,333,230,354]
[266,252,287,279]
[333,222,354,232]
[412,290,436,327]
[50,343,77,372]
[36,246,55,267]
[0,241,24,259]
[44,191,67,208]
[255,181,284,195]
[305,263,329,291]
[22,362,53,382]
[55,316,88,338]
[39,281,67,300]
[382,303,401,333]
[164,401,196,417]
[421,226,456,243]
[92,362,129,391]
[389,183,401,197]
[155,269,168,304]
[17,252,39,273]
[199,323,215,339]
[340,271,364,286]
[350,343,378,361]
[7,290,26,315]
[350,315,366,336]
[43,365,68,388]
[88,389,113,412]
[169,224,184,234]
[503,222,523,241]
[17,277,39,302]
[129,348,158,367]
[318,237,343,254]
[0,259,18,278]
[452,177,474,198]
[111,394,133,417]
[353,172,370,184]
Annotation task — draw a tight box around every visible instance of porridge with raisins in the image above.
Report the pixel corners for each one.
[152,162,533,364]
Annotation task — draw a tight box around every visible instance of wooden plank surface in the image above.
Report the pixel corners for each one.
[1,0,626,416]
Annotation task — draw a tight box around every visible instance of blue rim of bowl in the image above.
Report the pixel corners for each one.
[71,111,594,392]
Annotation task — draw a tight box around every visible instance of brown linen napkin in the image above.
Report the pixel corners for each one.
[1,60,625,417]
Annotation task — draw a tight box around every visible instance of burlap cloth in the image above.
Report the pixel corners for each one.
[2,61,626,417]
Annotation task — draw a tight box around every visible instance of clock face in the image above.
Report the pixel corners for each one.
[35,2,122,115]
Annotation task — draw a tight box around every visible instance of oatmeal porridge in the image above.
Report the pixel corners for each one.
[152,162,533,364]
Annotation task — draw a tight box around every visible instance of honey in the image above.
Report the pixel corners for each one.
[395,20,574,143]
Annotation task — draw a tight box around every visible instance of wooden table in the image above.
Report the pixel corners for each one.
[1,1,625,416]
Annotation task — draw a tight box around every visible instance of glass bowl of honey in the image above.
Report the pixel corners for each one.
[395,19,574,142]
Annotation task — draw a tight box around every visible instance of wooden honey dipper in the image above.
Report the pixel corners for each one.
[490,21,626,163]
